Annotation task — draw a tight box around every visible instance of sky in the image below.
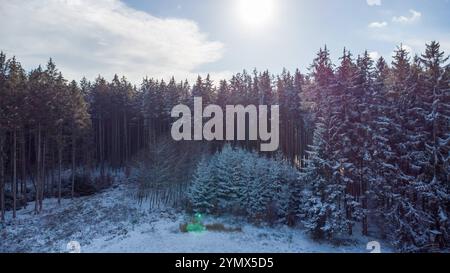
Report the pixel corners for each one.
[0,0,449,84]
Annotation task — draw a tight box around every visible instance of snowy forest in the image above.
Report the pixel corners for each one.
[0,41,449,253]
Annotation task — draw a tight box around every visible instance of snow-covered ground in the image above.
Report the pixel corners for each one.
[0,177,391,253]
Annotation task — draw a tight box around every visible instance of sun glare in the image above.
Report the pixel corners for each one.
[237,0,275,28]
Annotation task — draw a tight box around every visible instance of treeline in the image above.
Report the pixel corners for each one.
[302,42,449,252]
[188,41,449,252]
[0,52,310,220]
[0,56,91,218]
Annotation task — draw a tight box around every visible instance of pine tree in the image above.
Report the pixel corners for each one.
[349,51,376,236]
[302,117,347,239]
[0,52,7,221]
[284,156,304,226]
[384,45,433,251]
[215,145,239,213]
[258,71,274,106]
[371,56,400,238]
[188,156,217,214]
[4,57,27,218]
[302,46,347,238]
[67,80,90,198]
[418,41,450,249]
[191,75,215,107]
[27,64,49,213]
[277,70,305,163]
[293,69,308,166]
[216,80,229,109]
[141,77,162,146]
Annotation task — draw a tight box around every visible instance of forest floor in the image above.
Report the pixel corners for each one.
[0,175,391,253]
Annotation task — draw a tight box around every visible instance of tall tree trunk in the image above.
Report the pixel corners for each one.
[100,118,105,177]
[50,147,55,197]
[99,117,103,173]
[21,131,26,203]
[0,131,5,222]
[13,129,17,219]
[35,124,41,214]
[40,137,46,212]
[122,112,128,164]
[58,140,62,205]
[124,112,128,164]
[71,134,76,199]
[362,172,369,236]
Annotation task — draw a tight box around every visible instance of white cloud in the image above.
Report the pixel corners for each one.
[392,9,422,24]
[368,21,388,28]
[367,0,381,6]
[0,0,226,84]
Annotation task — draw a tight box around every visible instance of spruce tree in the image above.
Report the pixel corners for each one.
[188,156,217,214]
[418,41,450,249]
[302,117,347,239]
[303,47,347,238]
[0,52,7,221]
[4,57,27,218]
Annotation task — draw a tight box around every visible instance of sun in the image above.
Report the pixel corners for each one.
[237,0,275,28]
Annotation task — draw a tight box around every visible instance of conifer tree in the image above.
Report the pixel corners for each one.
[302,117,347,238]
[302,47,347,238]
[0,52,7,221]
[418,41,450,249]
[4,57,27,218]
[188,156,217,214]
